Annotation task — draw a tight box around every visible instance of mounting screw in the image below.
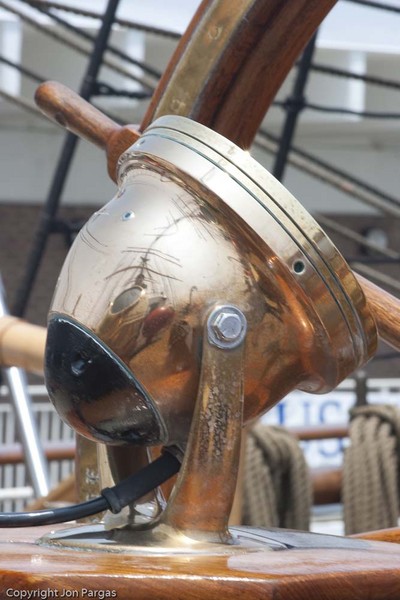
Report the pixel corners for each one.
[121,210,135,221]
[207,305,247,349]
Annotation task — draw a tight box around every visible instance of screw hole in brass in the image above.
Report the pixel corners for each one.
[293,260,306,275]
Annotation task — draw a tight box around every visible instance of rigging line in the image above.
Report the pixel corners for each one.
[311,62,400,92]
[344,256,400,263]
[273,33,318,181]
[0,54,43,83]
[0,89,125,129]
[20,0,181,39]
[0,54,138,125]
[274,99,400,119]
[344,0,400,15]
[20,0,162,81]
[352,262,400,294]
[12,0,122,319]
[0,1,155,93]
[93,81,152,99]
[258,129,400,211]
[0,89,45,119]
[255,134,400,219]
[305,102,400,119]
[373,353,400,360]
[316,215,400,260]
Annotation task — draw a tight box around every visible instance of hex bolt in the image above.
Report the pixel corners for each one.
[207,305,247,349]
[212,312,243,341]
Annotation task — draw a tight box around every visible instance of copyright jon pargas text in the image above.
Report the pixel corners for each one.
[6,588,117,599]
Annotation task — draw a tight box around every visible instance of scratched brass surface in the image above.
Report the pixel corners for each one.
[48,116,376,448]
[161,326,245,541]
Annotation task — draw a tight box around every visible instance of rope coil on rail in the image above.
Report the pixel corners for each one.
[243,425,312,530]
[343,404,400,534]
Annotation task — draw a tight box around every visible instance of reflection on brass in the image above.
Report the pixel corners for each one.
[44,115,377,547]
[98,444,165,530]
[75,435,101,521]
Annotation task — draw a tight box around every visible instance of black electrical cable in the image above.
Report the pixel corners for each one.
[0,449,180,528]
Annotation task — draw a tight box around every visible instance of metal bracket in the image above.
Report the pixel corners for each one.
[161,307,247,543]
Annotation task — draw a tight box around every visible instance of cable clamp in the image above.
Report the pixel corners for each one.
[101,486,123,514]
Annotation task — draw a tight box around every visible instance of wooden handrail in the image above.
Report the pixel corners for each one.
[0,316,46,374]
[0,441,75,465]
[312,467,341,505]
[290,424,348,441]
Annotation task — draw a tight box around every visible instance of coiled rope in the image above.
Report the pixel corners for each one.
[343,404,400,534]
[243,424,311,530]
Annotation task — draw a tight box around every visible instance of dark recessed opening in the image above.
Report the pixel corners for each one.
[293,260,305,274]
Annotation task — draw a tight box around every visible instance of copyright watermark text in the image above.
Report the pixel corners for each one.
[6,589,117,599]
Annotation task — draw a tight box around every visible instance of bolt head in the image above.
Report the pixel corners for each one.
[207,305,247,349]
[212,312,243,341]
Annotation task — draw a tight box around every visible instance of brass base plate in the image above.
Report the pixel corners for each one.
[39,523,369,556]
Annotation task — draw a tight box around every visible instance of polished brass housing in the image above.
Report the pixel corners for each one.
[46,115,376,448]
